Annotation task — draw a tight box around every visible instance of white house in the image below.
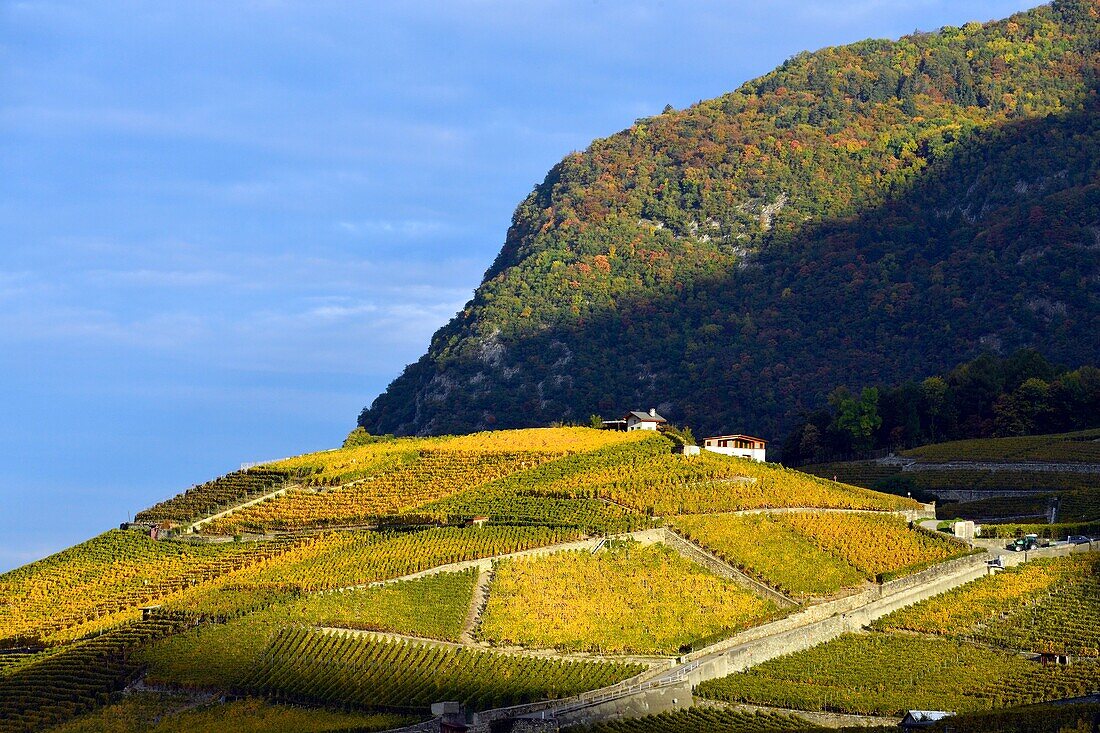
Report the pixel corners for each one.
[702,434,767,462]
[624,409,666,431]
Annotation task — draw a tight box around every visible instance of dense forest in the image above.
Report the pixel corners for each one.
[781,350,1100,464]
[360,0,1100,440]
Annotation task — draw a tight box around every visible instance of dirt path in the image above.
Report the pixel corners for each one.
[187,484,296,534]
[326,528,667,593]
[459,566,493,644]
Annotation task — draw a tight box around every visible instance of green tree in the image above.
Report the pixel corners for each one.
[994,378,1052,436]
[830,387,882,454]
[920,376,949,442]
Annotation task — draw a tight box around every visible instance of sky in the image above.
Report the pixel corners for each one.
[0,0,1039,572]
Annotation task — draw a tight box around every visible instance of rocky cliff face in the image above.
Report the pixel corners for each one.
[360,0,1100,439]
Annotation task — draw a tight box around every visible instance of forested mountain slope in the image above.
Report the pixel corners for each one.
[360,0,1100,439]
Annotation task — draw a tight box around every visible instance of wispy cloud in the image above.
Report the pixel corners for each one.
[84,269,236,288]
[336,218,448,238]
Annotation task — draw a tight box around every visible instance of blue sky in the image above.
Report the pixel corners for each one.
[0,0,1037,571]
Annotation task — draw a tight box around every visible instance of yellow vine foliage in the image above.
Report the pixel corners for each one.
[479,542,777,654]
[672,514,866,597]
[772,512,964,576]
[204,450,553,534]
[0,530,297,647]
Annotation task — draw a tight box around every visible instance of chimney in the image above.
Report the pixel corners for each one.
[649,408,656,417]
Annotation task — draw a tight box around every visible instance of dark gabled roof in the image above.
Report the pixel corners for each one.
[625,410,666,423]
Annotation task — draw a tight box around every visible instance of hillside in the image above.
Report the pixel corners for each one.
[2,426,1097,732]
[359,0,1100,439]
[803,427,1100,536]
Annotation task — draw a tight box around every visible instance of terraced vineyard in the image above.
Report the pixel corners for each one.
[6,425,1094,732]
[135,468,292,525]
[47,695,409,733]
[977,520,1100,539]
[936,489,1100,524]
[231,525,582,592]
[803,463,1100,496]
[671,514,866,597]
[565,707,815,733]
[243,627,643,712]
[902,429,1100,463]
[290,569,478,641]
[0,619,188,733]
[202,449,553,534]
[876,553,1100,657]
[263,427,641,488]
[411,441,666,532]
[159,584,299,624]
[479,542,778,654]
[573,451,919,516]
[695,632,1100,716]
[0,530,298,646]
[770,512,971,580]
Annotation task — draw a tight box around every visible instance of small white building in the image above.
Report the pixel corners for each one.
[899,711,954,730]
[702,434,767,462]
[624,409,667,431]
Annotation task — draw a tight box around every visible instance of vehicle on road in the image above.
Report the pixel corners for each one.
[1006,534,1041,552]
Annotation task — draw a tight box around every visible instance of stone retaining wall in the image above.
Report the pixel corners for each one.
[695,699,894,729]
[661,529,795,607]
[681,553,990,686]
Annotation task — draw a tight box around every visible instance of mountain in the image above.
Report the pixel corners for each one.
[360,0,1100,440]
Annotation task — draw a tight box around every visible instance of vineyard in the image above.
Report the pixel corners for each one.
[258,427,640,488]
[695,632,1100,716]
[135,468,291,525]
[478,542,778,654]
[159,583,299,624]
[0,530,299,647]
[434,435,919,517]
[769,512,970,580]
[938,489,1100,525]
[202,449,553,534]
[875,554,1100,657]
[229,525,582,592]
[803,463,1100,496]
[47,693,410,733]
[5,424,1093,731]
[902,428,1100,463]
[564,707,814,733]
[131,429,922,540]
[0,619,187,733]
[241,627,643,712]
[289,569,478,641]
[977,520,1100,539]
[670,514,866,597]
[564,451,919,516]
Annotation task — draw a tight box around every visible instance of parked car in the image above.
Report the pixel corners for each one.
[1007,534,1041,552]
[1067,535,1092,545]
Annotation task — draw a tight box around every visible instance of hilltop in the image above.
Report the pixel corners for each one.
[359,0,1100,439]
